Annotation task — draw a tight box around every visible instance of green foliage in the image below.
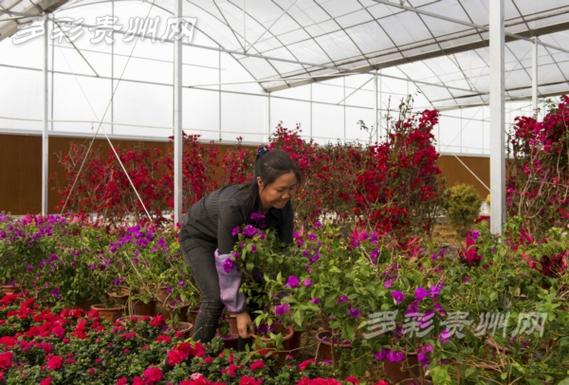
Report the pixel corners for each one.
[445,184,482,236]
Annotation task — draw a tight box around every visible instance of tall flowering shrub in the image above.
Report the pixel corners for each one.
[220,137,255,185]
[57,143,171,222]
[56,134,220,223]
[268,124,366,223]
[56,104,444,236]
[507,96,569,235]
[354,108,444,237]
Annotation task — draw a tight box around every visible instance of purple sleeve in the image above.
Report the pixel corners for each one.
[214,249,245,313]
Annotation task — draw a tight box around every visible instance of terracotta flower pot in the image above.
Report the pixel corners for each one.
[220,334,239,350]
[252,324,295,360]
[315,330,352,363]
[284,329,304,355]
[1,284,20,295]
[223,313,240,336]
[127,298,157,316]
[116,314,154,328]
[90,304,124,323]
[383,352,425,385]
[107,286,130,300]
[170,321,193,339]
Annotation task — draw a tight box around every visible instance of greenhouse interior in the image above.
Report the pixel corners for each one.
[0,0,568,384]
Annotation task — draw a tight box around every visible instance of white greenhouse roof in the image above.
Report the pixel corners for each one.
[1,0,569,111]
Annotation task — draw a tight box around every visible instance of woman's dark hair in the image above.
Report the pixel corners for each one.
[245,147,302,212]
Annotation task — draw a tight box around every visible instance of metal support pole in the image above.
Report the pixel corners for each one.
[343,76,346,143]
[42,16,49,215]
[377,70,387,143]
[309,83,313,140]
[459,108,463,153]
[111,0,115,134]
[50,18,54,131]
[173,0,183,225]
[489,0,506,234]
[374,71,378,144]
[267,91,271,139]
[218,47,222,141]
[532,37,539,118]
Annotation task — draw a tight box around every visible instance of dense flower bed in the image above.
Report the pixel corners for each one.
[1,212,568,384]
[0,293,390,385]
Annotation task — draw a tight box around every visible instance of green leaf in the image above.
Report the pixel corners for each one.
[430,365,452,385]
[557,378,569,385]
[464,367,476,378]
[293,310,302,327]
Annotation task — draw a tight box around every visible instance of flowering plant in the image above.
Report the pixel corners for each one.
[353,103,444,238]
[0,214,114,307]
[226,216,306,338]
[507,95,569,236]
[108,224,198,309]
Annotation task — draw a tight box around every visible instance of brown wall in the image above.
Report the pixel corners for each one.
[436,155,490,199]
[0,133,490,214]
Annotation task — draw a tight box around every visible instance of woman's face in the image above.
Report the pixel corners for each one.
[257,171,298,211]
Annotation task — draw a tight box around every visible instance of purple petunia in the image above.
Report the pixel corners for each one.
[390,290,405,304]
[275,303,290,316]
[369,231,379,244]
[348,305,361,318]
[303,278,313,287]
[439,329,452,344]
[417,344,433,366]
[433,302,447,317]
[242,225,258,238]
[310,297,321,305]
[373,349,386,361]
[337,295,349,304]
[370,249,380,264]
[286,275,300,288]
[386,350,406,363]
[429,283,444,298]
[414,287,429,301]
[405,301,419,316]
[308,251,320,265]
[375,349,405,363]
[223,258,235,273]
[50,288,61,300]
[231,226,241,237]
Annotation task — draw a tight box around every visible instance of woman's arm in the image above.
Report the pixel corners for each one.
[215,203,246,314]
[214,249,245,313]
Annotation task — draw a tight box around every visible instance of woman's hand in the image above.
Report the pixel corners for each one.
[234,312,254,338]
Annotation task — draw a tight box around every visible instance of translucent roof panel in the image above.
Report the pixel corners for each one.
[1,0,569,111]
